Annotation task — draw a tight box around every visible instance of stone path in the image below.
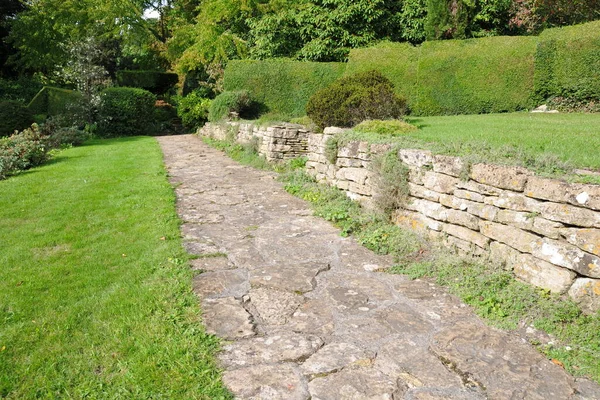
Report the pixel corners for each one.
[158,135,600,400]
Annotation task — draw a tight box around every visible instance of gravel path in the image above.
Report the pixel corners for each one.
[158,135,599,400]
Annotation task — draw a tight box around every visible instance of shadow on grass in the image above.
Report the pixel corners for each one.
[405,118,429,129]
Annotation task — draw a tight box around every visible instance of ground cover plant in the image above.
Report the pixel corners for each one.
[203,132,600,384]
[0,137,231,399]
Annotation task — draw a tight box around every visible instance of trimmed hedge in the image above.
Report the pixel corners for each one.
[97,87,157,137]
[223,59,346,118]
[116,71,179,95]
[346,37,537,116]
[27,86,81,116]
[208,90,253,122]
[0,101,34,137]
[535,21,600,103]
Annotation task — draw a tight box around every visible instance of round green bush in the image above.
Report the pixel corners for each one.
[306,70,407,129]
[208,90,254,122]
[97,87,157,137]
[177,90,212,129]
[0,101,34,138]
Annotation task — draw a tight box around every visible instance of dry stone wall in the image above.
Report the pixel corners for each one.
[199,122,600,312]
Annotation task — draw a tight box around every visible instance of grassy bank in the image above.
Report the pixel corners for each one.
[0,137,230,399]
[202,133,600,384]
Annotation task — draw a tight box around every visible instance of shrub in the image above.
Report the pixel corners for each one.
[353,119,418,135]
[116,70,179,95]
[97,87,157,137]
[306,70,407,129]
[46,127,90,148]
[208,90,254,122]
[0,101,34,137]
[177,90,212,129]
[224,60,347,118]
[0,124,49,179]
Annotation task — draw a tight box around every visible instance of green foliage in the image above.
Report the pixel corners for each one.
[224,59,346,118]
[45,127,90,148]
[27,86,81,116]
[176,90,212,129]
[0,124,49,179]
[354,119,418,136]
[202,136,271,170]
[306,70,407,129]
[535,21,600,104]
[324,136,340,165]
[371,150,411,217]
[356,222,421,259]
[97,87,157,137]
[0,101,33,137]
[116,70,179,95]
[347,37,537,116]
[0,77,43,104]
[208,90,254,122]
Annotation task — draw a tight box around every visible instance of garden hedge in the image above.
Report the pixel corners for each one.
[116,70,179,95]
[27,86,81,116]
[97,87,157,137]
[535,21,600,102]
[346,37,537,116]
[223,59,346,118]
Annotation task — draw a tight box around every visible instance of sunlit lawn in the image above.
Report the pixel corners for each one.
[0,137,230,399]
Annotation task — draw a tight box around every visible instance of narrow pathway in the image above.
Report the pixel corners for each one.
[158,135,599,400]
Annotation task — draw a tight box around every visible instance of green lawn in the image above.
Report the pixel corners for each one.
[406,113,600,171]
[0,138,230,399]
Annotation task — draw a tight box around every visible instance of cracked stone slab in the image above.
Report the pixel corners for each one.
[300,342,375,379]
[192,269,249,299]
[308,366,400,400]
[223,363,309,400]
[374,338,464,389]
[184,240,222,256]
[249,262,330,293]
[202,297,255,340]
[219,331,324,369]
[285,298,335,336]
[403,387,486,400]
[249,287,304,325]
[430,321,575,399]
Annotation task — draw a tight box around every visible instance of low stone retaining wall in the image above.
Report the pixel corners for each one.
[199,122,600,312]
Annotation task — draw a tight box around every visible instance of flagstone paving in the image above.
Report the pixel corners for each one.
[158,135,600,400]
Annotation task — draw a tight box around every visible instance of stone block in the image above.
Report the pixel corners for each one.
[398,149,433,167]
[514,254,576,293]
[408,166,426,185]
[490,241,522,268]
[525,176,600,211]
[408,182,441,202]
[484,191,543,212]
[470,163,531,191]
[393,210,443,232]
[443,223,490,249]
[531,218,563,240]
[336,157,363,168]
[454,189,485,203]
[457,180,503,196]
[467,202,499,221]
[336,167,370,185]
[323,127,346,134]
[405,198,448,221]
[568,278,600,313]
[537,202,600,229]
[560,228,600,256]
[446,209,480,231]
[433,155,465,177]
[348,182,372,196]
[479,221,540,253]
[438,194,471,211]
[423,171,460,194]
[496,209,534,231]
[369,143,392,155]
[532,238,600,278]
[338,141,362,158]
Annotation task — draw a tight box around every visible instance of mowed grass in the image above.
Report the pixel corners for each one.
[0,138,231,399]
[405,113,600,171]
